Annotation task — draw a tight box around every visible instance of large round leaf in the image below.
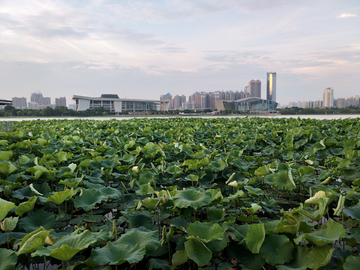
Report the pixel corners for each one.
[343,255,360,270]
[173,189,212,209]
[185,237,212,267]
[260,235,294,265]
[0,248,17,270]
[18,209,55,233]
[0,198,16,222]
[115,227,160,257]
[18,227,51,255]
[187,221,223,243]
[305,246,334,270]
[92,242,146,266]
[272,170,296,191]
[47,188,74,205]
[277,246,308,270]
[245,223,265,254]
[73,189,107,212]
[343,205,360,220]
[15,196,37,216]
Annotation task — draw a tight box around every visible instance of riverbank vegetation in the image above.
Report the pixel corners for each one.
[1,117,360,269]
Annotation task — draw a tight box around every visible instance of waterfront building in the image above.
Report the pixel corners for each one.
[267,72,276,102]
[160,93,172,110]
[73,94,159,113]
[55,97,66,108]
[215,97,277,112]
[323,87,334,108]
[12,97,27,109]
[249,80,261,98]
[30,92,51,109]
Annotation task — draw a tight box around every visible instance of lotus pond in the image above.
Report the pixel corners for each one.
[1,117,360,270]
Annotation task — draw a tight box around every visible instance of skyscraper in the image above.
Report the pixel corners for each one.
[267,72,276,101]
[323,87,334,107]
[249,80,261,98]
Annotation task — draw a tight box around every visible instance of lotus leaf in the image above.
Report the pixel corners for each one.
[245,223,265,253]
[73,189,107,212]
[15,196,37,216]
[0,248,17,270]
[0,151,12,161]
[260,234,294,265]
[171,250,188,270]
[0,162,18,175]
[27,165,55,180]
[59,177,83,188]
[127,211,153,230]
[277,246,308,270]
[343,255,360,270]
[1,216,18,233]
[147,258,171,270]
[228,224,249,243]
[306,246,334,270]
[272,170,296,191]
[343,205,360,220]
[18,209,55,233]
[207,158,226,171]
[47,188,74,205]
[295,220,346,246]
[0,198,16,222]
[187,221,223,243]
[32,229,97,261]
[173,189,212,209]
[207,207,225,222]
[18,227,51,255]
[185,237,212,267]
[115,227,160,257]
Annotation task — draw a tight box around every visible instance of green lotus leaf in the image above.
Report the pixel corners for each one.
[228,224,249,243]
[244,203,262,215]
[306,246,334,270]
[260,235,294,266]
[344,168,360,182]
[206,189,223,202]
[0,198,16,222]
[0,151,13,161]
[59,177,83,188]
[207,207,225,222]
[343,205,360,220]
[244,186,264,196]
[166,165,183,175]
[101,158,119,169]
[277,246,308,270]
[32,229,97,261]
[170,217,191,232]
[207,158,226,171]
[120,153,136,163]
[185,237,212,267]
[185,174,199,181]
[27,165,55,180]
[245,223,265,254]
[171,250,188,270]
[139,171,156,184]
[18,227,51,255]
[305,191,326,205]
[73,189,108,212]
[187,221,223,243]
[301,198,328,221]
[0,162,18,175]
[0,248,17,270]
[15,196,37,216]
[298,166,315,176]
[136,183,155,195]
[92,242,146,266]
[1,217,18,232]
[141,197,160,210]
[56,163,77,177]
[54,151,73,163]
[0,140,9,146]
[198,157,210,167]
[337,159,351,170]
[255,165,270,176]
[127,211,153,230]
[295,220,346,246]
[272,170,296,191]
[147,258,171,270]
[343,255,360,270]
[18,209,55,233]
[47,188,74,205]
[115,227,160,257]
[98,186,122,199]
[173,189,212,209]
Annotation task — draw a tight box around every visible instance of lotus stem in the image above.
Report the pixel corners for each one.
[91,209,95,231]
[7,232,9,249]
[66,260,70,270]
[58,205,61,230]
[44,256,47,270]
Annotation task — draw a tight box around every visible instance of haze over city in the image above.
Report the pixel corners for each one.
[0,0,359,106]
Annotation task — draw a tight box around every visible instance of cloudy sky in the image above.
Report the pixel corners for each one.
[0,0,359,106]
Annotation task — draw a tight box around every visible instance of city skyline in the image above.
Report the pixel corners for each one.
[0,1,359,106]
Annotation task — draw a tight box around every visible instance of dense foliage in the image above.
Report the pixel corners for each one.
[1,117,360,270]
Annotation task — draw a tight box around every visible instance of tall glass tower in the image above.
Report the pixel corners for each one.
[266,72,276,102]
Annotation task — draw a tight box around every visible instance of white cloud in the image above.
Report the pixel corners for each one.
[337,13,357,18]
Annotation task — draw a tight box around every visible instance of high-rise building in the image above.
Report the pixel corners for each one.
[249,80,261,98]
[55,97,66,108]
[267,72,276,101]
[30,92,51,109]
[323,87,334,108]
[12,97,27,109]
[160,93,172,110]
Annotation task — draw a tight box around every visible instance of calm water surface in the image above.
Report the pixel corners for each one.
[1,114,360,122]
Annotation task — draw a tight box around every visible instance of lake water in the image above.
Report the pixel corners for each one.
[1,114,360,122]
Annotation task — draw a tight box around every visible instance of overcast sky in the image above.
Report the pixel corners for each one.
[0,0,359,106]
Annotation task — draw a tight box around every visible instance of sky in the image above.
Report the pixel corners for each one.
[0,0,359,107]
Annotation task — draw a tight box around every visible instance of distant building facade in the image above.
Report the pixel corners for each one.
[266,72,276,102]
[323,87,334,108]
[30,92,51,109]
[55,97,66,108]
[249,80,261,98]
[12,97,27,109]
[73,94,158,113]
